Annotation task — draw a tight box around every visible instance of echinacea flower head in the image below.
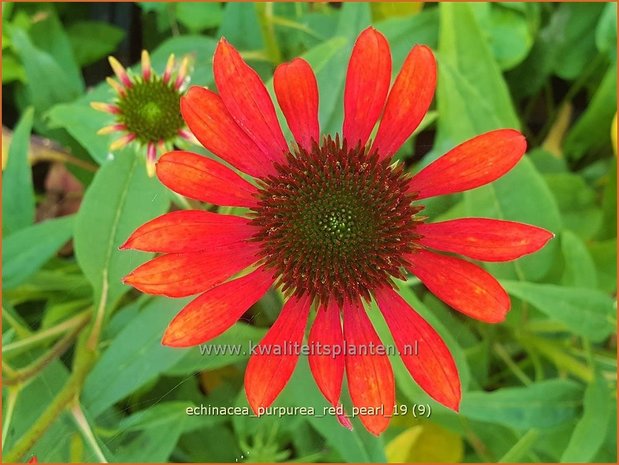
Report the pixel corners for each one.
[92,50,193,176]
[122,27,553,435]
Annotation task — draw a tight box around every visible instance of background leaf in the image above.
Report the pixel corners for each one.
[67,21,125,67]
[502,280,615,342]
[460,379,583,430]
[2,107,34,236]
[3,215,74,289]
[74,151,169,308]
[561,373,612,462]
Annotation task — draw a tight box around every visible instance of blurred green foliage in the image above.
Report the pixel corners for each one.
[2,2,617,463]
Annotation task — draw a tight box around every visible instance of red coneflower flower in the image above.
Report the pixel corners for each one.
[92,51,195,176]
[121,27,553,435]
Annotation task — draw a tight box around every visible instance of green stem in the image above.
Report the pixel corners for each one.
[87,271,109,351]
[4,319,88,386]
[2,307,32,338]
[536,53,605,145]
[459,416,494,462]
[257,2,282,64]
[493,343,532,385]
[498,429,540,463]
[521,335,593,382]
[3,338,97,463]
[2,387,20,449]
[70,402,108,463]
[3,310,91,358]
[3,256,118,459]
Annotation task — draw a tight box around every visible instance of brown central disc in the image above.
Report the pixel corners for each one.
[250,136,422,306]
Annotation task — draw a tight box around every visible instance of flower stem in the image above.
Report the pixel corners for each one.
[2,310,91,359]
[535,53,606,145]
[2,387,20,449]
[2,307,32,338]
[257,2,282,65]
[498,429,540,463]
[2,336,97,463]
[70,402,108,463]
[493,342,532,386]
[4,319,88,386]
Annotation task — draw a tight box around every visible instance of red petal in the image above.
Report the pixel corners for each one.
[343,27,391,148]
[406,250,510,323]
[162,266,274,347]
[274,58,320,152]
[120,210,255,253]
[214,39,289,163]
[343,299,394,436]
[371,45,436,159]
[245,294,311,413]
[157,151,258,208]
[409,129,527,199]
[418,218,554,262]
[308,300,344,406]
[181,86,277,178]
[123,242,260,298]
[374,286,461,411]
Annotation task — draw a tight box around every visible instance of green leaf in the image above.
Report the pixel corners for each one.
[46,84,113,165]
[498,429,540,463]
[377,7,439,70]
[596,3,617,62]
[9,25,82,121]
[460,379,583,430]
[28,6,82,89]
[469,3,534,70]
[561,374,612,462]
[560,230,598,289]
[552,3,606,80]
[165,324,267,376]
[3,215,75,289]
[83,298,189,417]
[117,401,196,432]
[598,158,617,240]
[67,21,125,67]
[74,152,169,309]
[112,416,187,462]
[502,280,615,342]
[464,157,562,282]
[545,173,602,240]
[176,2,223,32]
[588,239,617,294]
[436,2,519,148]
[217,3,264,52]
[2,358,78,462]
[2,107,34,236]
[1,53,25,83]
[564,67,617,160]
